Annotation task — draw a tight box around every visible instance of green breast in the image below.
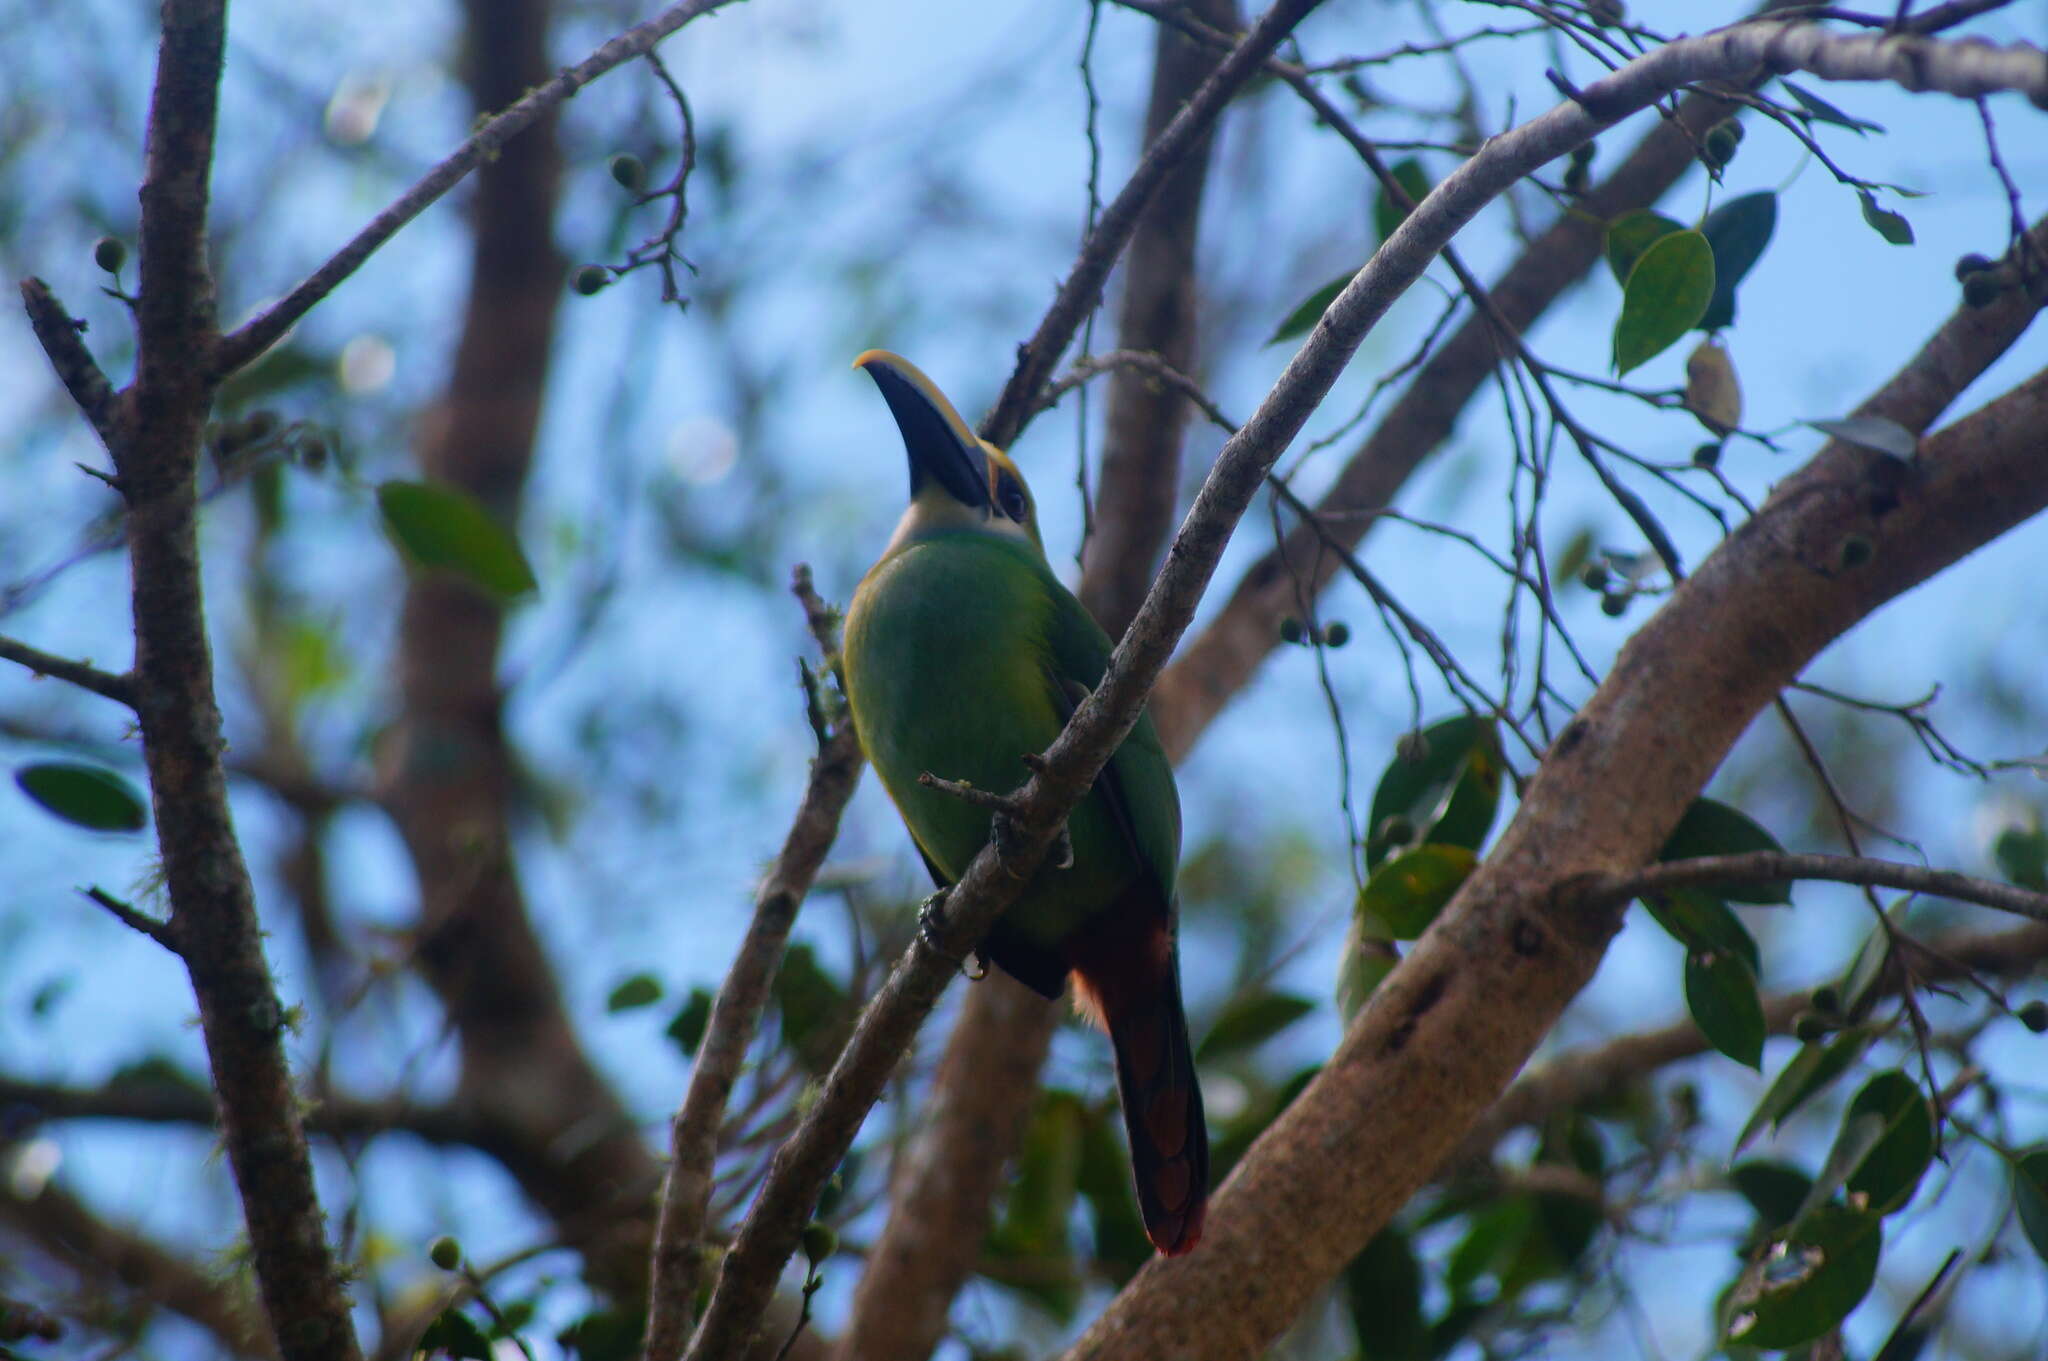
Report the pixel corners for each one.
[843,530,1177,949]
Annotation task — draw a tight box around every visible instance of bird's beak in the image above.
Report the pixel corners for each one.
[855,350,990,511]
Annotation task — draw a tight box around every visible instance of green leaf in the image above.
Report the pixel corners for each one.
[1604,209,1684,285]
[1347,1226,1428,1361]
[1781,78,1885,135]
[1731,1160,1813,1231]
[605,972,663,1013]
[1726,1205,1882,1349]
[1076,1098,1153,1279]
[1613,229,1715,374]
[1686,946,1766,1069]
[1737,1026,1878,1153]
[1267,269,1357,345]
[1197,990,1316,1062]
[665,987,714,1056]
[2013,1147,2048,1264]
[987,1091,1085,1316]
[1836,920,1896,1021]
[1870,1248,1962,1361]
[1835,1071,1934,1216]
[1699,191,1777,331]
[1858,191,1915,246]
[1658,797,1791,904]
[1374,158,1432,242]
[279,616,350,702]
[377,479,538,599]
[1365,716,1503,869]
[1357,844,1478,940]
[420,1308,494,1361]
[14,761,147,833]
[1993,825,2048,890]
[1446,1196,1536,1295]
[1336,924,1400,1019]
[1643,890,1761,973]
[773,943,853,1074]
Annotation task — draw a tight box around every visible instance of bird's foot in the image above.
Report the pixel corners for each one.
[917,890,988,981]
[1052,825,1074,870]
[916,889,952,952]
[990,814,1031,881]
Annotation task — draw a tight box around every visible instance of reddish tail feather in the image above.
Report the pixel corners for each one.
[1068,907,1208,1256]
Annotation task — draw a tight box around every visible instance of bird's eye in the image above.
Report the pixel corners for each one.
[995,470,1029,523]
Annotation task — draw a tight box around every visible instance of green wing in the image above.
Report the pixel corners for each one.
[1038,575,1182,903]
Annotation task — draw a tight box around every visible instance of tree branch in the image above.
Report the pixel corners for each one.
[16,279,120,449]
[1054,346,2048,1357]
[642,572,865,1361]
[209,0,746,377]
[831,7,1249,1348]
[1147,6,2041,757]
[0,633,135,706]
[1456,917,2048,1166]
[691,18,2048,1356]
[979,0,1329,448]
[375,0,664,1304]
[112,4,365,1358]
[1079,0,1240,638]
[1587,850,2048,923]
[0,1073,485,1150]
[0,1176,277,1359]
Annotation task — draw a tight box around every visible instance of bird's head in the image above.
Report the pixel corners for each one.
[856,350,1043,557]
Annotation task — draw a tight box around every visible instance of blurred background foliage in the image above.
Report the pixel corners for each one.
[1,0,2046,1358]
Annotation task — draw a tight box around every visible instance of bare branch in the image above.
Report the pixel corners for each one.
[210,0,746,377]
[980,0,1329,447]
[17,279,120,449]
[0,633,135,706]
[1585,850,2048,922]
[1457,917,2048,1165]
[112,4,365,1358]
[1079,0,1240,638]
[0,1177,277,1359]
[82,886,178,948]
[642,572,865,1361]
[0,1072,485,1151]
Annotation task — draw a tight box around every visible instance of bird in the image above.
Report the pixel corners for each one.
[839,350,1208,1257]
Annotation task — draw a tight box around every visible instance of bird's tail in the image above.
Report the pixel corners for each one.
[1069,913,1209,1256]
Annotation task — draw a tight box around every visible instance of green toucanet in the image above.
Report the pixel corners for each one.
[841,350,1208,1255]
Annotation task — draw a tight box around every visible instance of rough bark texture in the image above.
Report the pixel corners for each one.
[111,4,366,1358]
[1058,361,2048,1357]
[374,0,660,1299]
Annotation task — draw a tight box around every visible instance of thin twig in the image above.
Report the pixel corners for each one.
[0,633,137,706]
[640,568,865,1361]
[1582,851,2048,922]
[979,0,1331,447]
[18,279,121,449]
[695,19,2048,1359]
[82,886,178,949]
[211,0,746,377]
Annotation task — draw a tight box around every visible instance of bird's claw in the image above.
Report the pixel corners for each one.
[916,889,951,952]
[917,889,988,981]
[1052,825,1074,870]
